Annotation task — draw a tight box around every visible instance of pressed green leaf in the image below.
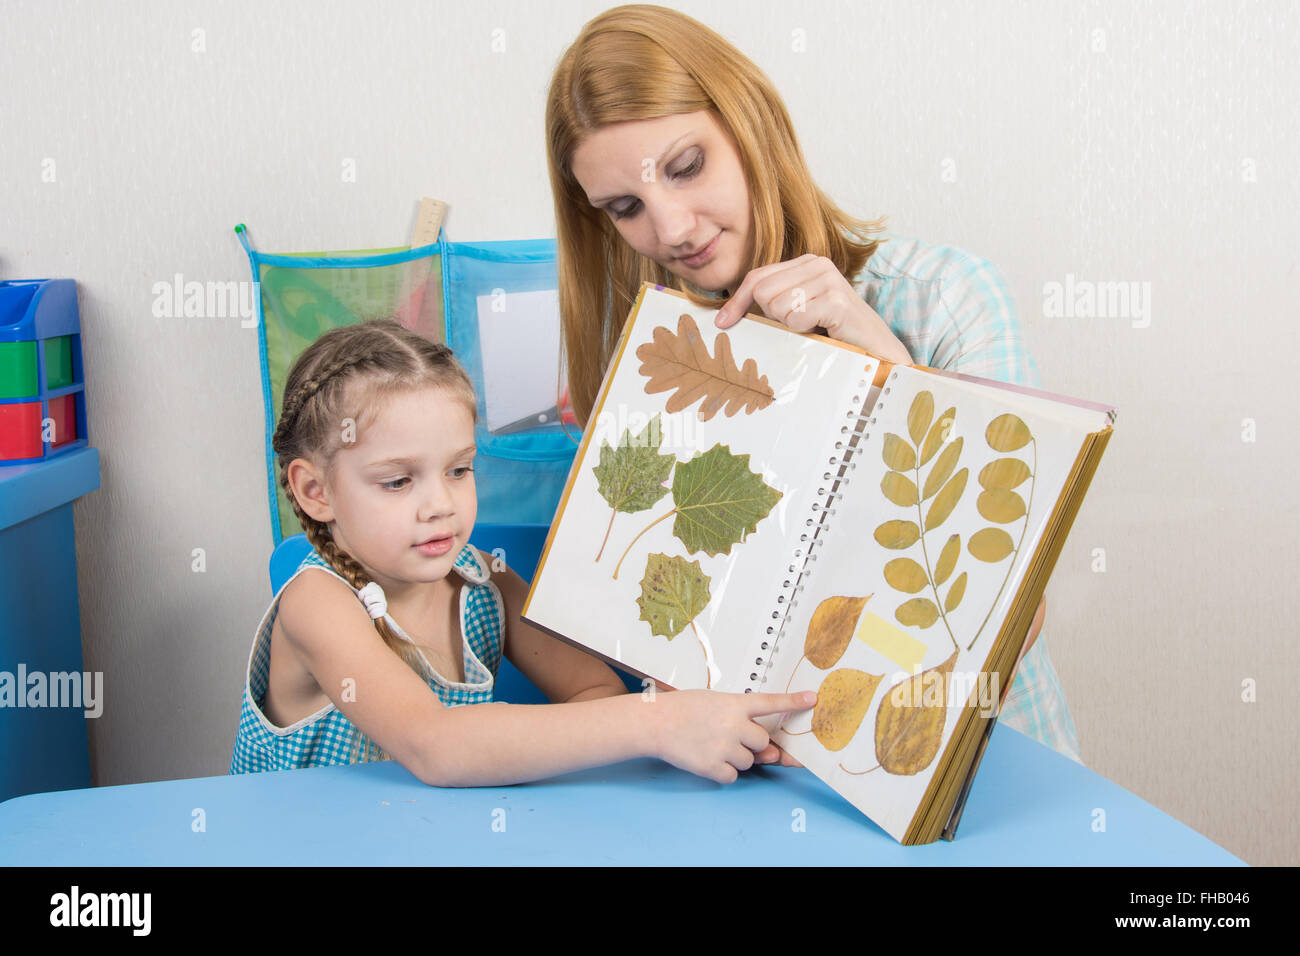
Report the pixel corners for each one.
[907,391,934,447]
[881,471,919,507]
[979,457,1032,490]
[882,434,916,472]
[895,597,940,628]
[977,488,1027,523]
[919,407,956,467]
[874,519,921,550]
[670,443,782,557]
[924,467,968,531]
[884,557,929,594]
[986,413,1033,452]
[592,413,676,514]
[944,572,967,613]
[969,527,1015,562]
[934,534,960,586]
[922,436,964,501]
[636,553,712,639]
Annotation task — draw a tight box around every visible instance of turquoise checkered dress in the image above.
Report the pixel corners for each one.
[230,543,504,774]
[855,235,1084,765]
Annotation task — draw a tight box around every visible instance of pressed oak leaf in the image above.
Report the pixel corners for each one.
[636,312,775,420]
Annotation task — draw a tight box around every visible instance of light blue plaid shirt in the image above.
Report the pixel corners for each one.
[854,235,1083,765]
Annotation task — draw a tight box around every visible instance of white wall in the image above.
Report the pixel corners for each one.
[2,0,1295,865]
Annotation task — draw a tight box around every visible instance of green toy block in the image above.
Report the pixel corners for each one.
[0,341,38,400]
[44,336,74,389]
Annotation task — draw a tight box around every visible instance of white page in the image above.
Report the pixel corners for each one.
[476,288,561,431]
[524,285,880,693]
[768,365,1111,842]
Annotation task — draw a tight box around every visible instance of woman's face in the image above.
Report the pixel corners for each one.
[570,109,754,294]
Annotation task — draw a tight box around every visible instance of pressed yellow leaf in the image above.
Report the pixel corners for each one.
[805,595,869,670]
[883,558,928,594]
[969,527,1015,562]
[924,467,968,531]
[922,436,964,500]
[895,597,939,628]
[881,434,916,472]
[907,391,934,447]
[986,413,1032,452]
[811,668,884,752]
[944,571,967,613]
[934,534,960,585]
[979,457,1032,490]
[875,652,957,775]
[919,407,956,467]
[874,519,920,550]
[977,488,1027,523]
[880,471,918,507]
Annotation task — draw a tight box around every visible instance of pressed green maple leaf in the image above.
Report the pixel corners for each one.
[592,413,675,514]
[636,553,712,640]
[670,443,782,557]
[591,414,676,562]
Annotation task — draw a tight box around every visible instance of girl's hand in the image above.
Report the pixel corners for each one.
[715,254,914,366]
[646,687,817,784]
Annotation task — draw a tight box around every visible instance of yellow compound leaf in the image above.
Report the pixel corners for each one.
[979,457,1032,490]
[883,557,929,594]
[919,407,956,467]
[895,597,939,628]
[881,471,918,507]
[812,668,884,752]
[924,467,968,531]
[944,572,967,613]
[874,519,920,550]
[986,413,1032,452]
[969,527,1014,562]
[805,595,869,669]
[922,437,964,501]
[875,651,957,775]
[977,488,1027,523]
[934,534,960,585]
[907,391,934,447]
[881,434,916,472]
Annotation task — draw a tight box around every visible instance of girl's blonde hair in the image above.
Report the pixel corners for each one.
[272,318,479,762]
[546,3,890,428]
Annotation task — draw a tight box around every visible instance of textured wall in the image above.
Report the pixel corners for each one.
[1,0,1294,865]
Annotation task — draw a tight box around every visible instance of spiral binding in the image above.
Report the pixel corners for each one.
[744,370,897,691]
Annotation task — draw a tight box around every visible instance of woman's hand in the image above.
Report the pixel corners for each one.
[715,254,914,366]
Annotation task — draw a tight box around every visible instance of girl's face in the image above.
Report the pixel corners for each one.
[317,385,478,593]
[570,109,754,294]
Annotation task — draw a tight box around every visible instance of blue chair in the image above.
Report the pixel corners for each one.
[267,524,641,704]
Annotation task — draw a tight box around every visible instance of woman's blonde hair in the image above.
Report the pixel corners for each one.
[546,3,889,428]
[272,318,479,762]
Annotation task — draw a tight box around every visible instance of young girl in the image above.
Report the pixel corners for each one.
[545,5,1081,764]
[230,319,815,786]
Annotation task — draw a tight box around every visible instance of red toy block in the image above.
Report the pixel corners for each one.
[48,394,77,448]
[0,402,43,460]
